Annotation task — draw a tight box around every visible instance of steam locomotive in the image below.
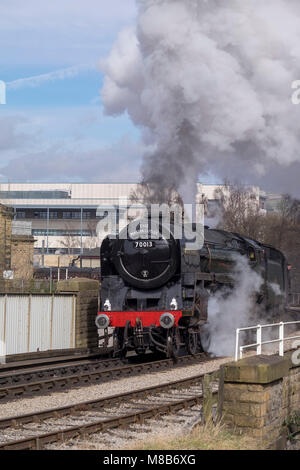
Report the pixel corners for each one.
[95,216,289,358]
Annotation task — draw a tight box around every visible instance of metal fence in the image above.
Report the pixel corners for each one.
[0,294,76,358]
[34,267,100,281]
[235,321,300,361]
[289,293,300,306]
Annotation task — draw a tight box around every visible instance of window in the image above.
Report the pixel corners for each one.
[268,248,282,263]
[34,211,47,219]
[0,190,70,199]
[97,210,108,220]
[62,211,81,219]
[32,229,95,237]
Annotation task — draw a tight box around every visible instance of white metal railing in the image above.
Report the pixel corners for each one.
[235,321,300,361]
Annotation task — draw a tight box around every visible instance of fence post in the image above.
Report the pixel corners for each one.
[279,322,284,356]
[202,373,216,424]
[49,267,52,293]
[217,366,224,422]
[235,328,240,361]
[257,325,262,355]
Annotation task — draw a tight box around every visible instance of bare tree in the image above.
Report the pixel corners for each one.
[214,181,264,240]
[216,183,300,289]
[130,181,184,207]
[129,182,185,225]
[60,223,80,255]
[82,221,98,250]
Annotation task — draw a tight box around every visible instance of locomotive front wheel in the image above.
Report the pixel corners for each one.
[167,334,173,358]
[188,332,198,355]
[172,327,185,357]
[113,328,127,358]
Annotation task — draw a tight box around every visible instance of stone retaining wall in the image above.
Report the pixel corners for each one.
[0,203,35,279]
[0,279,56,294]
[0,204,13,275]
[56,278,100,350]
[11,235,35,279]
[221,353,300,449]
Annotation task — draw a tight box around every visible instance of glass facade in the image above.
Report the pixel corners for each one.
[0,190,70,199]
[32,229,96,237]
[15,209,96,219]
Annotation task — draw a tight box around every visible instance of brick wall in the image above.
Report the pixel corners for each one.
[221,354,300,449]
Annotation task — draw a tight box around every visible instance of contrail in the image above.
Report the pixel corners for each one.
[7,63,96,90]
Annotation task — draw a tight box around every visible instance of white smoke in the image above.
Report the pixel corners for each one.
[101,0,300,200]
[270,282,282,296]
[202,254,263,357]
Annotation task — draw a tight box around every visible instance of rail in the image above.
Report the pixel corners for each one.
[235,321,300,361]
[0,370,219,450]
[0,352,211,401]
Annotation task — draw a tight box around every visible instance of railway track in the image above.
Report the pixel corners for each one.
[0,352,212,401]
[0,356,129,390]
[0,350,112,373]
[0,371,219,450]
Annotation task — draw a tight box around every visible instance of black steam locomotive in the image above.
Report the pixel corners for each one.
[95,217,289,358]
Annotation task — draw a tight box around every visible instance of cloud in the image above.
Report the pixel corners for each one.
[0,0,137,66]
[0,104,144,182]
[0,136,143,182]
[0,115,36,151]
[0,1,140,184]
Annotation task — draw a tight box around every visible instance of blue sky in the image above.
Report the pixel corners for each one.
[0,0,145,182]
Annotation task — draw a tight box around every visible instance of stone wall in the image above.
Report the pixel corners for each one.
[0,204,13,274]
[0,279,56,294]
[221,353,300,449]
[0,204,35,280]
[11,235,35,279]
[56,278,100,350]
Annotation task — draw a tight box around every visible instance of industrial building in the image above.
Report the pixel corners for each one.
[0,182,263,267]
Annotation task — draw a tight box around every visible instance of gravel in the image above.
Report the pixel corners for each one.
[45,404,205,450]
[0,356,227,419]
[0,328,299,426]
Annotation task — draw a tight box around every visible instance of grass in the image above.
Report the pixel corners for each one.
[126,420,262,451]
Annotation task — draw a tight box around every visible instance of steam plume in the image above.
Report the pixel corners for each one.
[101,0,300,200]
[203,254,263,357]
